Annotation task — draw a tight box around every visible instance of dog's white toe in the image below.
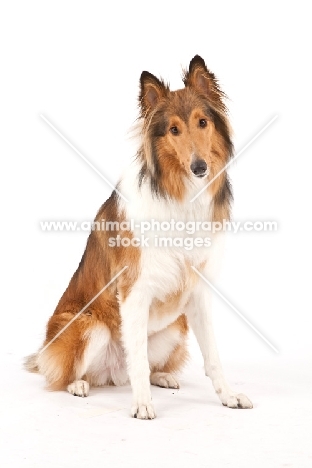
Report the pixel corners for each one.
[67,380,89,397]
[131,404,156,419]
[222,393,253,409]
[150,372,180,389]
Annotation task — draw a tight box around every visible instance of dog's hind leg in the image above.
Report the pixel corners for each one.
[66,325,112,397]
[37,311,110,397]
[150,372,180,389]
[148,315,189,390]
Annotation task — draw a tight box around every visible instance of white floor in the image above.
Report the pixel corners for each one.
[1,349,311,468]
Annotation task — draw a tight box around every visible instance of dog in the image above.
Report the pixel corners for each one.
[25,55,253,419]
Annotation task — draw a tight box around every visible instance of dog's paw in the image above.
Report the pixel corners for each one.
[150,372,180,389]
[131,403,156,420]
[222,393,253,409]
[67,380,89,397]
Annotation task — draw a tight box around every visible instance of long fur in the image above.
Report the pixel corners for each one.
[25,55,252,418]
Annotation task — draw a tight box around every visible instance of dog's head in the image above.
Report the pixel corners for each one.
[138,55,233,206]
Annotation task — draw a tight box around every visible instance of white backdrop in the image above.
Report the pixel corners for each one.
[0,2,311,466]
[1,1,310,360]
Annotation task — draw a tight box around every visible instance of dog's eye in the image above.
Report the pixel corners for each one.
[199,119,207,128]
[170,126,179,135]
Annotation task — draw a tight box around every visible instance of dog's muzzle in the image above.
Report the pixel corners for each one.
[190,159,208,178]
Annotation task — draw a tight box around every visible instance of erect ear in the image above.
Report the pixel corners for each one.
[139,71,168,115]
[183,55,226,111]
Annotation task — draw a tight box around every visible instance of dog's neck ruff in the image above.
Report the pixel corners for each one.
[118,159,212,224]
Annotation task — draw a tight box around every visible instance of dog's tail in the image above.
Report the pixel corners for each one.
[24,353,39,373]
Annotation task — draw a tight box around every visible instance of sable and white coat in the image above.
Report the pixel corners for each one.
[25,55,252,419]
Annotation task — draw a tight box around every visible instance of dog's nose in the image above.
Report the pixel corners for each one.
[191,159,207,177]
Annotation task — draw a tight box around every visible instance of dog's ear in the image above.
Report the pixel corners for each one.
[183,55,226,111]
[139,71,168,115]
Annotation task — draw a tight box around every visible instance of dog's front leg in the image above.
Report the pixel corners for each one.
[120,288,155,419]
[186,277,253,409]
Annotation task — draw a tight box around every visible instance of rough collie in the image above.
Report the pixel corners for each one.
[25,55,252,418]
